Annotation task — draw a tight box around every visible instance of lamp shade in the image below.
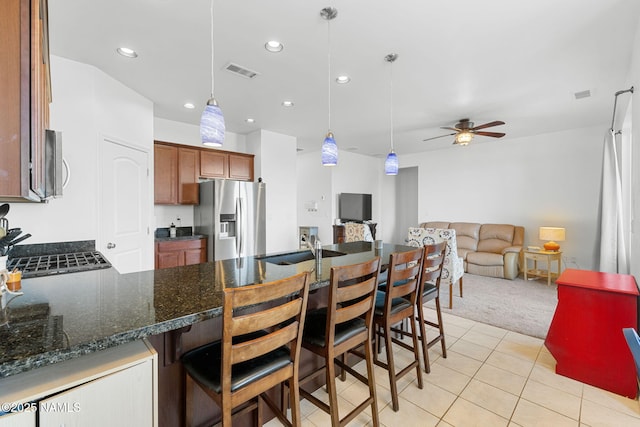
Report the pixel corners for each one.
[200,98,225,147]
[385,151,398,175]
[539,227,565,251]
[321,132,338,166]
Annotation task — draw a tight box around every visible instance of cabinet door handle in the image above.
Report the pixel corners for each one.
[107,242,116,249]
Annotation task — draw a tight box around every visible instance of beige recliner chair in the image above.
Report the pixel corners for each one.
[419,222,524,280]
[465,224,523,280]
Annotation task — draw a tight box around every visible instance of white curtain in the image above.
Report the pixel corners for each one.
[599,129,629,273]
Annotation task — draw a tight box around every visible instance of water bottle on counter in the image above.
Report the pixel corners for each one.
[169,222,177,238]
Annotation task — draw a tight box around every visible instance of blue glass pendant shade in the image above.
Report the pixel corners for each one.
[385,151,398,175]
[200,98,225,147]
[321,131,338,166]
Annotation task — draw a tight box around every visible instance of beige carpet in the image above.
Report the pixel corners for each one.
[425,273,558,339]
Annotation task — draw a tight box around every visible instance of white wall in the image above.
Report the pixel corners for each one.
[154,117,245,152]
[247,130,298,253]
[396,125,604,270]
[296,150,384,245]
[296,151,333,245]
[9,55,154,271]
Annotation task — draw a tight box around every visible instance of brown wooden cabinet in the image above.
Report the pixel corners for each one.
[177,147,199,204]
[0,0,51,202]
[229,153,254,181]
[200,150,228,178]
[154,144,178,204]
[201,150,254,181]
[154,142,201,205]
[155,238,207,269]
[154,141,254,205]
[333,225,346,244]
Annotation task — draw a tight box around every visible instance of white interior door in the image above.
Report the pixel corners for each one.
[100,138,150,273]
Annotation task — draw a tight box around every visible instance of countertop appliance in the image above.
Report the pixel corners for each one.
[194,180,266,261]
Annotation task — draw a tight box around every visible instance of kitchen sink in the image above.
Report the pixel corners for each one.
[257,249,346,265]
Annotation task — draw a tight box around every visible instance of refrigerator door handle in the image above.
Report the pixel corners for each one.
[236,197,244,257]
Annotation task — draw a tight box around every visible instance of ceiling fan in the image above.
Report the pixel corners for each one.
[423,118,506,145]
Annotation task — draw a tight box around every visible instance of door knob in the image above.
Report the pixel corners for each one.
[107,242,116,249]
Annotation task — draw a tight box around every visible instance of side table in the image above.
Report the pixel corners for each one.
[524,250,562,286]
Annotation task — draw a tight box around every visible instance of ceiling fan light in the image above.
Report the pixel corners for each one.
[200,98,225,147]
[455,131,473,145]
[385,151,398,175]
[321,132,338,166]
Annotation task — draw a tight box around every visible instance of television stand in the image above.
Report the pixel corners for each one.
[333,223,377,243]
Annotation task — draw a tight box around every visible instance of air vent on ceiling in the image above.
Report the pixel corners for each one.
[574,90,591,100]
[224,62,259,79]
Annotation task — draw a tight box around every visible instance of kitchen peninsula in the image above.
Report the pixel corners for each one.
[0,242,409,426]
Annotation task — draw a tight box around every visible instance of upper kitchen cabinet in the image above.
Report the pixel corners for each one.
[154,144,178,204]
[154,141,254,205]
[178,147,199,204]
[154,142,199,205]
[228,153,254,181]
[200,150,228,179]
[200,150,254,181]
[0,0,51,202]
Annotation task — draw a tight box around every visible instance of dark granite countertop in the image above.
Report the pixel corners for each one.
[0,242,411,378]
[154,234,207,242]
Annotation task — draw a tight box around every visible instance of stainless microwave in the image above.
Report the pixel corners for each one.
[44,129,63,199]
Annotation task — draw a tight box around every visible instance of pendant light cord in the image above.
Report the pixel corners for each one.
[390,59,394,151]
[210,0,215,99]
[327,18,331,131]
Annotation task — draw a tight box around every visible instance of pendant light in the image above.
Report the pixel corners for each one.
[200,0,225,147]
[321,7,338,166]
[384,53,399,175]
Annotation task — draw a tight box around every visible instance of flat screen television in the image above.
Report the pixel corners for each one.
[338,193,372,222]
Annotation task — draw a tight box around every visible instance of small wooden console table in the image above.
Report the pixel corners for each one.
[523,250,562,286]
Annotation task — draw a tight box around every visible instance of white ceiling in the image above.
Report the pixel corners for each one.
[48,0,640,156]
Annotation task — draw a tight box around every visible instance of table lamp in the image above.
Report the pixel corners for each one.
[539,227,565,251]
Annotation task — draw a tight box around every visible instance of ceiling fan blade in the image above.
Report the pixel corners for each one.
[441,126,461,132]
[423,132,456,142]
[471,120,505,131]
[474,131,506,138]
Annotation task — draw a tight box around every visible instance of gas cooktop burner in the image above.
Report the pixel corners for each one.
[7,251,112,278]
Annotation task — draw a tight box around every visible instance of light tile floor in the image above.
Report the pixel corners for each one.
[266,308,640,427]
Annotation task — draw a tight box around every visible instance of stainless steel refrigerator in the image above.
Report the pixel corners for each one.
[194,180,266,261]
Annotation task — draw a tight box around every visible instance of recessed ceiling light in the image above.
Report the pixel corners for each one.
[245,118,255,123]
[336,75,351,84]
[184,103,195,109]
[265,40,283,53]
[116,47,138,58]
[282,100,294,107]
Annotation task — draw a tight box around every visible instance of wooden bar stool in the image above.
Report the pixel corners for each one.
[373,247,424,412]
[298,257,381,427]
[181,272,311,427]
[416,241,447,373]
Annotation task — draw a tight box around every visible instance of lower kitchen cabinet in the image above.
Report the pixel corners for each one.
[0,411,35,427]
[39,357,153,426]
[0,339,157,427]
[155,238,207,269]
